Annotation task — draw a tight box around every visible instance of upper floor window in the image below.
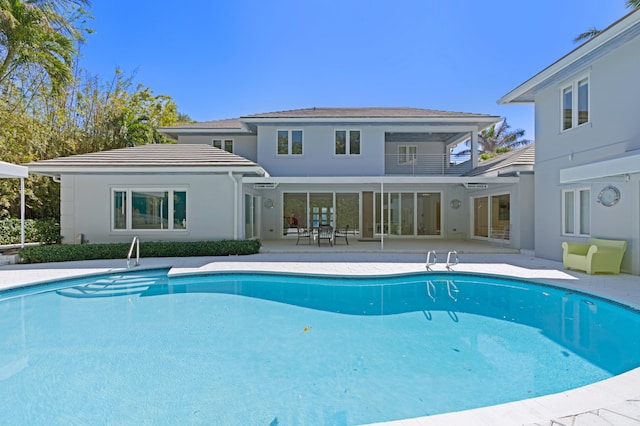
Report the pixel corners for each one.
[212,139,234,153]
[561,76,589,131]
[398,145,417,165]
[562,188,590,236]
[335,130,361,155]
[277,130,303,155]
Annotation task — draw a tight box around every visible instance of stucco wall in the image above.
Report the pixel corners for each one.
[177,135,258,162]
[254,124,476,177]
[60,173,238,244]
[533,35,640,273]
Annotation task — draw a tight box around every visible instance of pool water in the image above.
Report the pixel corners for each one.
[1,269,639,425]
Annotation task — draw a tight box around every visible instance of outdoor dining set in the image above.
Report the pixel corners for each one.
[293,224,351,246]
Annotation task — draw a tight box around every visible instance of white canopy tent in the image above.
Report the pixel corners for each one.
[0,161,28,248]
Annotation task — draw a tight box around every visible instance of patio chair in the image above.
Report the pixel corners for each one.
[317,224,334,247]
[295,225,311,245]
[334,224,350,245]
[490,225,510,247]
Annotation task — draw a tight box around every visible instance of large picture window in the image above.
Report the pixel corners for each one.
[563,188,590,236]
[561,76,589,131]
[277,130,303,155]
[112,189,187,231]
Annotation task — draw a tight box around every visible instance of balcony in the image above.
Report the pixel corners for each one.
[384,153,472,176]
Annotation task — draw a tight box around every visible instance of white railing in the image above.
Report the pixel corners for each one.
[385,153,472,175]
[127,236,140,269]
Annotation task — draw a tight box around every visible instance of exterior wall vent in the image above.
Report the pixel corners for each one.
[253,183,279,189]
[463,183,489,189]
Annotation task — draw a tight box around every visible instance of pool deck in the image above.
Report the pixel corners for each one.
[1,250,640,425]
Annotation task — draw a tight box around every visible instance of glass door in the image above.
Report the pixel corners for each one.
[310,193,334,228]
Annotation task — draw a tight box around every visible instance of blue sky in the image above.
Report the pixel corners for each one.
[79,1,630,140]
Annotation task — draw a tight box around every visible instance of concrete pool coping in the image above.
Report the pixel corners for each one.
[1,252,639,425]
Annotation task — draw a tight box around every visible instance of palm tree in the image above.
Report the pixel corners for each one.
[574,1,640,43]
[574,27,602,43]
[456,118,530,160]
[477,118,529,155]
[0,0,90,91]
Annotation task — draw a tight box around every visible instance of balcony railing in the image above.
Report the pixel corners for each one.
[385,153,472,176]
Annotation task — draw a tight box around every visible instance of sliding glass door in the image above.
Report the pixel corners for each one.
[375,191,441,237]
[473,193,510,240]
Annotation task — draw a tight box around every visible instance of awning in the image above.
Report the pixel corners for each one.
[0,161,28,178]
[0,161,28,248]
[560,150,640,183]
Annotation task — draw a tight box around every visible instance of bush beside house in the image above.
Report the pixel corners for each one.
[0,218,61,245]
[19,239,261,263]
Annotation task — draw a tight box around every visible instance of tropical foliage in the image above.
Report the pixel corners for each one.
[0,1,187,221]
[459,118,530,160]
[575,0,640,43]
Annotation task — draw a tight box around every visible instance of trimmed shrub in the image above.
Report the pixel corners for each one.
[0,218,61,245]
[19,239,261,264]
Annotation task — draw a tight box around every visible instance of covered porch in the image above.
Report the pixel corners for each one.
[244,175,529,250]
[260,237,520,255]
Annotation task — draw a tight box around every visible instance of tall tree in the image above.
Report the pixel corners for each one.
[457,118,530,160]
[0,0,90,92]
[477,118,529,155]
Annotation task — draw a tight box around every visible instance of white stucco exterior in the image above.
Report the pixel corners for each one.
[58,173,242,244]
[29,108,534,250]
[500,9,640,274]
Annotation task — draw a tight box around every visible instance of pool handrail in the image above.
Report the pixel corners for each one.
[127,236,140,269]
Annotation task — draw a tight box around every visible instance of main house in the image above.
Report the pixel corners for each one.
[500,9,640,275]
[26,107,535,250]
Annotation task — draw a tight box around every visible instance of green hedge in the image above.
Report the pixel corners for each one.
[19,239,261,264]
[0,218,61,245]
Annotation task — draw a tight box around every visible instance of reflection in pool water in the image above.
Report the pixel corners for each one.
[1,269,639,425]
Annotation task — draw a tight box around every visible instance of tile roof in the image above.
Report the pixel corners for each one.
[162,118,245,130]
[241,107,497,119]
[26,144,259,168]
[464,144,535,177]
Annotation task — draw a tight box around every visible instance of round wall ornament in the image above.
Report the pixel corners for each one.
[597,185,620,207]
[450,199,462,209]
[263,198,274,209]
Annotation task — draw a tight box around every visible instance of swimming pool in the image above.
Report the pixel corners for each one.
[1,268,639,425]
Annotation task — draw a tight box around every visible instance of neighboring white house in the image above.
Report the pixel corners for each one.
[27,107,534,249]
[499,9,640,274]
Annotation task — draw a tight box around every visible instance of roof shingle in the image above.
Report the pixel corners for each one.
[26,144,258,168]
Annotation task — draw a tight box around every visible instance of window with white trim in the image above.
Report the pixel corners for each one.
[335,130,361,155]
[398,145,417,165]
[112,188,187,231]
[212,139,234,153]
[277,130,303,155]
[561,76,589,131]
[562,188,590,236]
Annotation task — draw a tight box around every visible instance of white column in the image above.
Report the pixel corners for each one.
[20,177,25,248]
[471,130,479,169]
[380,182,384,251]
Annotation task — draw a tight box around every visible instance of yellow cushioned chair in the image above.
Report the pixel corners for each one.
[562,238,627,274]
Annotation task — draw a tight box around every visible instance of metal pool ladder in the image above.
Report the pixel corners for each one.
[446,251,459,270]
[127,236,140,269]
[425,250,437,270]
